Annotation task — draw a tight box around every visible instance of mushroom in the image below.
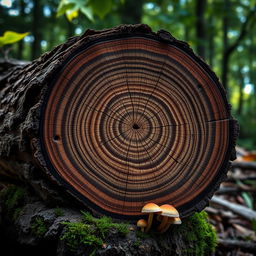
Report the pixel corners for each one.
[137,219,148,232]
[159,217,182,233]
[141,203,162,232]
[157,204,179,232]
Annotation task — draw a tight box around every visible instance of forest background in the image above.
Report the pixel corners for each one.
[1,0,256,150]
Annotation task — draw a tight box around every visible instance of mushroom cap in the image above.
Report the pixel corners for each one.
[158,216,182,224]
[172,217,182,224]
[159,204,179,217]
[137,219,148,228]
[141,203,162,213]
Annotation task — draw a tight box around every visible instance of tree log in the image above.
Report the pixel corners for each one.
[0,24,238,220]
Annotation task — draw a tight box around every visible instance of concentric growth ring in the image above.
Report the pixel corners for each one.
[40,31,235,219]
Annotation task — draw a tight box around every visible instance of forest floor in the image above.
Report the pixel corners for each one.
[208,146,256,256]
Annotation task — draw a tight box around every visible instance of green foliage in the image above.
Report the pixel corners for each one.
[57,0,121,22]
[57,0,93,22]
[175,211,217,255]
[61,222,103,251]
[0,185,26,220]
[89,0,113,19]
[54,207,64,217]
[0,31,29,47]
[31,217,47,238]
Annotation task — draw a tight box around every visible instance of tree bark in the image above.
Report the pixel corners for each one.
[0,32,83,204]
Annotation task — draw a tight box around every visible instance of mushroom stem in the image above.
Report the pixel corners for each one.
[156,214,162,222]
[141,227,145,232]
[159,222,172,233]
[145,213,153,232]
[157,216,168,232]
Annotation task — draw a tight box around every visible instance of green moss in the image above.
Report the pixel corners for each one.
[174,211,217,255]
[136,230,151,239]
[0,185,26,220]
[114,222,129,235]
[82,211,129,238]
[61,211,129,252]
[54,207,64,217]
[31,217,47,238]
[61,222,103,252]
[134,239,142,247]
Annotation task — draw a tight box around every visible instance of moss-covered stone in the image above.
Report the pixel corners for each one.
[60,210,217,255]
[61,222,103,252]
[61,211,129,253]
[0,186,217,255]
[82,211,129,238]
[30,216,47,238]
[54,207,64,217]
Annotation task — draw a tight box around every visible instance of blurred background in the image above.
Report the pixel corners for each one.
[1,0,256,151]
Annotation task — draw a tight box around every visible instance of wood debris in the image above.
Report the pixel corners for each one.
[207,147,256,255]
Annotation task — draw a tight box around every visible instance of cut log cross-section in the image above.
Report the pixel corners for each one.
[0,24,238,220]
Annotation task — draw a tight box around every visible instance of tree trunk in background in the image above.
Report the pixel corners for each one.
[66,17,75,39]
[119,0,143,24]
[237,65,244,116]
[17,0,25,59]
[208,15,214,67]
[221,0,229,91]
[249,34,255,114]
[32,0,42,60]
[196,0,206,59]
[222,4,255,93]
[184,26,190,42]
[183,0,190,42]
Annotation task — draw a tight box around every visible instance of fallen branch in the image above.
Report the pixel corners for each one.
[232,161,256,170]
[227,174,256,182]
[218,238,256,252]
[211,196,256,221]
[215,187,256,195]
